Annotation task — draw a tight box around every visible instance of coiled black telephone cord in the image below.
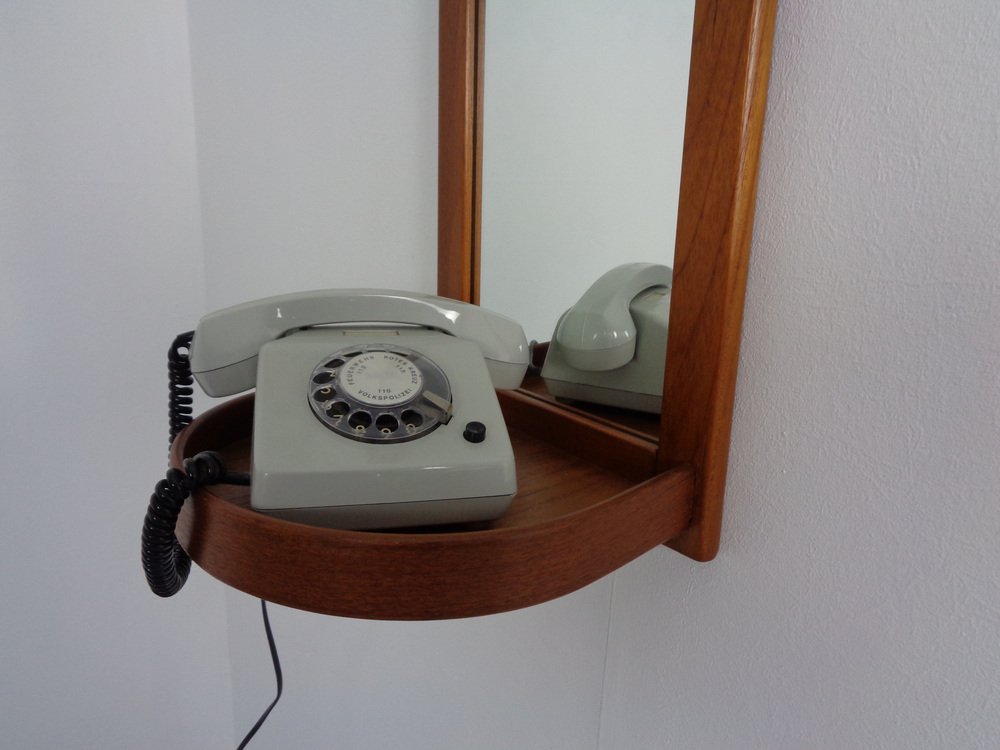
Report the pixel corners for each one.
[141,332,280,748]
[142,332,251,597]
[167,330,196,444]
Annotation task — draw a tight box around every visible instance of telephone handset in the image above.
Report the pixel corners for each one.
[191,289,528,396]
[187,289,529,529]
[541,263,671,414]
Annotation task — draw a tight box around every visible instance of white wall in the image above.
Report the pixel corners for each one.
[0,2,233,748]
[5,2,998,749]
[598,2,1000,748]
[186,0,441,308]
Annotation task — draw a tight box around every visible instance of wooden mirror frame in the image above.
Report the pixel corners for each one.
[438,0,778,561]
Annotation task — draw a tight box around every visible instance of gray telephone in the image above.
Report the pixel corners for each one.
[188,290,530,529]
[541,263,671,414]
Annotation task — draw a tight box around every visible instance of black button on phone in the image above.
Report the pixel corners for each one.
[463,421,487,443]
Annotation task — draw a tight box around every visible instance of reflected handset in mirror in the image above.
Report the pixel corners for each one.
[188,290,529,528]
[541,263,671,414]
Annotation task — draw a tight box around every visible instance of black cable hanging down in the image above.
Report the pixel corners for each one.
[236,600,284,750]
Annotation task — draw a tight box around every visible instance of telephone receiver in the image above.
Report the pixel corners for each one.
[541,263,671,414]
[191,289,528,396]
[187,289,530,529]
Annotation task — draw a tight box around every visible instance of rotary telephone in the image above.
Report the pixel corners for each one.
[189,289,529,527]
[143,289,529,597]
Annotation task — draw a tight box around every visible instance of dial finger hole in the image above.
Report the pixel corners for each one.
[348,411,372,431]
[376,414,399,435]
[313,387,336,403]
[326,401,349,418]
[401,409,424,430]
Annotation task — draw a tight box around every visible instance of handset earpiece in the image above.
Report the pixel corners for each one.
[554,263,672,372]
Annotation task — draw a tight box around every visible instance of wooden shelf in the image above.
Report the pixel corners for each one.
[174,391,694,620]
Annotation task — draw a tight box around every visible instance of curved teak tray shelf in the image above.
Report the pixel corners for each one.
[173,393,694,620]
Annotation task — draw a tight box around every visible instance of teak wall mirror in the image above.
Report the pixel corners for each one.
[438,0,777,562]
[172,0,777,620]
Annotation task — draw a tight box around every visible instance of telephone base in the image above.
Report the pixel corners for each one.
[250,328,517,528]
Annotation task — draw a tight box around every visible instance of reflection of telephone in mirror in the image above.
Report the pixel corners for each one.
[541,262,671,414]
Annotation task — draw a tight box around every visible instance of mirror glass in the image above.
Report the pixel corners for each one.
[479,0,696,343]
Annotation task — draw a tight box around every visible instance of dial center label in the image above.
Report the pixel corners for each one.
[340,351,423,406]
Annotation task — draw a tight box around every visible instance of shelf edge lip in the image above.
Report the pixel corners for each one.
[180,464,694,620]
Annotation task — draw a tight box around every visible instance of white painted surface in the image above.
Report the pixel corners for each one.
[0,2,232,748]
[225,585,612,750]
[4,1,999,748]
[598,2,1000,747]
[186,0,440,309]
